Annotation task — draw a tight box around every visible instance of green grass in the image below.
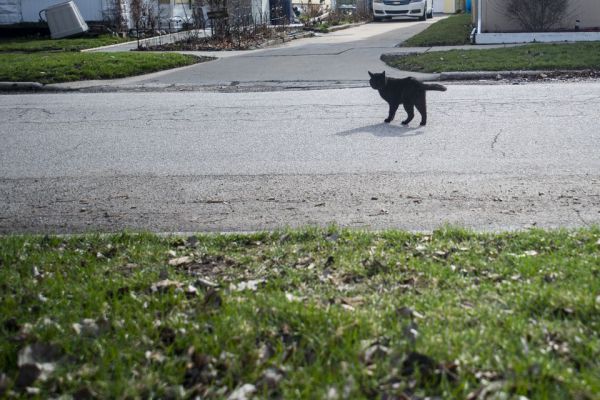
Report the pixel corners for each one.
[402,13,474,47]
[383,42,600,73]
[1,227,599,399]
[0,35,130,53]
[0,52,204,84]
[0,36,210,84]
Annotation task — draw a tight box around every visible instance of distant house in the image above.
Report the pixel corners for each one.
[472,0,600,43]
[433,0,466,14]
[0,0,271,31]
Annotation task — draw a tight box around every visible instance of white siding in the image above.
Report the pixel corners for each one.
[20,0,106,22]
[0,0,21,24]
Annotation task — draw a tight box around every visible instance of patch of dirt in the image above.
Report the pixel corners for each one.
[144,31,284,51]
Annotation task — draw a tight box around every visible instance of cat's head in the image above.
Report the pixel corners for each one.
[368,71,386,90]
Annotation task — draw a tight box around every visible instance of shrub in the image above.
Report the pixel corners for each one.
[504,0,570,32]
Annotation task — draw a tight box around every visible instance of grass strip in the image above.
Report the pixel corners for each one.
[0,52,205,84]
[1,227,599,399]
[402,13,474,47]
[0,35,130,53]
[383,42,600,73]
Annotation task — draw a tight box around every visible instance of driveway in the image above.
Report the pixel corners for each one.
[56,18,447,91]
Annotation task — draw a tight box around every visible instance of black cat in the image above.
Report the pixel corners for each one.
[368,71,447,126]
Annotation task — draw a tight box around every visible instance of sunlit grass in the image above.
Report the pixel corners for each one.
[1,227,598,398]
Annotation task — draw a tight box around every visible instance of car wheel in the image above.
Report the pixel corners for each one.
[427,9,433,18]
[419,8,426,21]
[373,16,383,22]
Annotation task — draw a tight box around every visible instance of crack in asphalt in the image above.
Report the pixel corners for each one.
[491,130,505,157]
[573,208,592,227]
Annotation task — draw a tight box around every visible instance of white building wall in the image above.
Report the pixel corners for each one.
[0,0,108,23]
[0,0,21,24]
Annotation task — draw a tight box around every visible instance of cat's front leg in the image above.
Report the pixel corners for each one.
[385,103,399,123]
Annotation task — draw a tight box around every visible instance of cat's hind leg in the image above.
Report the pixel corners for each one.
[385,103,399,123]
[415,94,427,125]
[401,103,414,125]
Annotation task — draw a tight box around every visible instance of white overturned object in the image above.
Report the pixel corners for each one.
[42,1,88,39]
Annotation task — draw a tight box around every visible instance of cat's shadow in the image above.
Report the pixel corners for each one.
[336,123,425,138]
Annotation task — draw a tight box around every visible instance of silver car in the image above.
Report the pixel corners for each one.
[372,0,434,21]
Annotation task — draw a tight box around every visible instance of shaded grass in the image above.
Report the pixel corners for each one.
[0,52,206,84]
[0,35,130,53]
[0,227,599,398]
[383,42,600,72]
[402,13,473,47]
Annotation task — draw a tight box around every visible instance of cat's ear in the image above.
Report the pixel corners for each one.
[368,71,374,78]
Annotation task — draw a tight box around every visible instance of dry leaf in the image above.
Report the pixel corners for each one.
[230,279,266,292]
[151,279,183,293]
[145,350,167,363]
[169,256,193,267]
[257,368,284,390]
[16,343,62,386]
[227,383,256,400]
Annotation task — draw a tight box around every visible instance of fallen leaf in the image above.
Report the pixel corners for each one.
[285,292,306,302]
[295,257,313,268]
[16,342,62,386]
[256,342,275,366]
[400,352,436,377]
[396,306,424,320]
[227,383,256,400]
[72,386,96,400]
[72,319,100,337]
[185,284,199,298]
[195,278,219,289]
[466,380,508,400]
[340,296,365,308]
[415,244,427,252]
[169,256,193,267]
[145,350,167,363]
[0,373,9,396]
[402,322,419,343]
[325,386,339,400]
[159,326,176,346]
[202,289,223,309]
[360,340,390,365]
[257,367,284,390]
[186,236,199,248]
[15,364,41,388]
[230,279,266,292]
[18,342,62,367]
[151,279,183,293]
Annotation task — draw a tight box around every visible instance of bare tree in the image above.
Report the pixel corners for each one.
[102,0,128,34]
[504,0,570,32]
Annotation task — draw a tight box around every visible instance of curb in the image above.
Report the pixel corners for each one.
[0,82,45,92]
[0,81,78,93]
[3,70,596,93]
[438,69,600,81]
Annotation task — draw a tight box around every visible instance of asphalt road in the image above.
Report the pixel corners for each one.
[1,82,599,233]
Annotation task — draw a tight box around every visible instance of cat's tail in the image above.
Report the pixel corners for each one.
[422,83,447,91]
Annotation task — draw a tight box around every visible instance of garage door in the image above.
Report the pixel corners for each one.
[433,0,444,13]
